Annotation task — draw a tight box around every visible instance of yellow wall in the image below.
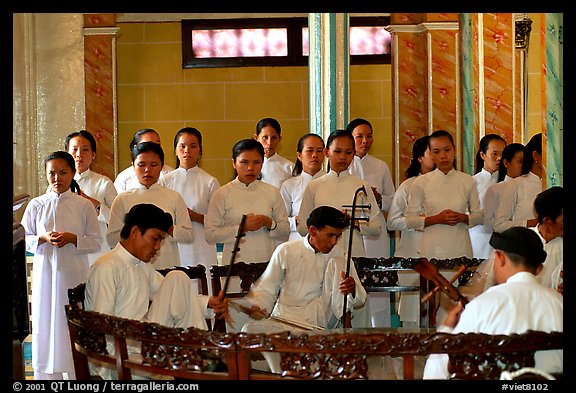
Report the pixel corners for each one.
[116,21,393,186]
[116,17,541,186]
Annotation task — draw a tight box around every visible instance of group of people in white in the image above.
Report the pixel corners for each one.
[21,117,563,380]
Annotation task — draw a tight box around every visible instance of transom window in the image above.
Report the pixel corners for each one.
[182,17,390,68]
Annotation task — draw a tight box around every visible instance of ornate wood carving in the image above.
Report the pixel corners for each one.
[66,305,562,380]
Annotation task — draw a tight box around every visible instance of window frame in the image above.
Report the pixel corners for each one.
[181,16,390,68]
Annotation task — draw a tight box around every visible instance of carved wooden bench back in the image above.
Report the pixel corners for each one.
[66,304,562,381]
[65,304,235,380]
[234,329,563,380]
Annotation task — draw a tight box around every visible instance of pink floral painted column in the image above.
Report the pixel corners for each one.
[83,14,118,180]
[389,13,460,183]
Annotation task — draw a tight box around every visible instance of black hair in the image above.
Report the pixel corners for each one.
[306,205,350,229]
[326,130,355,172]
[231,139,265,180]
[346,118,373,133]
[533,186,563,224]
[429,129,457,168]
[521,133,542,175]
[474,133,506,174]
[132,141,165,166]
[129,128,160,151]
[255,117,281,136]
[405,135,431,179]
[65,130,97,153]
[44,151,81,195]
[292,133,325,177]
[120,203,173,239]
[173,127,203,168]
[497,143,524,182]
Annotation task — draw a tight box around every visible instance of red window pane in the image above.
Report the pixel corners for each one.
[302,26,390,56]
[192,28,288,58]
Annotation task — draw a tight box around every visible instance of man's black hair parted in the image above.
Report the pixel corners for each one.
[120,203,173,239]
[489,226,547,268]
[306,205,350,229]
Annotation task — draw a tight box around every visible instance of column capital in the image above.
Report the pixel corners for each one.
[515,19,532,49]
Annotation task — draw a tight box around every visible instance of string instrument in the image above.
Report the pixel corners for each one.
[412,258,469,306]
[213,214,247,331]
[340,186,371,328]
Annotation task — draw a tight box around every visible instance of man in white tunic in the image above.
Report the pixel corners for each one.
[86,203,229,379]
[107,142,194,270]
[241,206,367,373]
[423,227,563,379]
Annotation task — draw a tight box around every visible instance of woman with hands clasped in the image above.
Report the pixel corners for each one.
[22,151,102,380]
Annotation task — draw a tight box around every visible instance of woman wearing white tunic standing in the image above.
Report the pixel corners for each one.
[22,151,101,380]
[65,130,117,265]
[297,130,381,259]
[279,133,326,241]
[159,127,220,271]
[493,133,543,233]
[114,128,173,193]
[205,138,290,265]
[297,130,381,328]
[469,133,506,259]
[345,118,396,328]
[253,117,294,189]
[107,142,194,270]
[346,118,396,258]
[205,139,289,332]
[386,135,435,327]
[405,130,483,326]
[477,143,525,290]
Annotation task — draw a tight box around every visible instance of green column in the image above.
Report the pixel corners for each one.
[460,13,476,175]
[545,13,563,187]
[308,13,349,140]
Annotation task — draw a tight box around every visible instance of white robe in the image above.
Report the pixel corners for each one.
[159,166,220,267]
[423,272,563,379]
[493,171,542,233]
[74,169,117,265]
[297,170,381,259]
[348,154,395,258]
[22,189,102,375]
[469,168,499,259]
[106,183,195,270]
[113,164,173,194]
[386,175,422,324]
[279,170,325,241]
[406,168,483,259]
[205,178,290,265]
[241,236,367,374]
[85,243,213,379]
[244,236,367,328]
[85,243,212,326]
[531,226,563,290]
[260,153,294,189]
[405,168,483,326]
